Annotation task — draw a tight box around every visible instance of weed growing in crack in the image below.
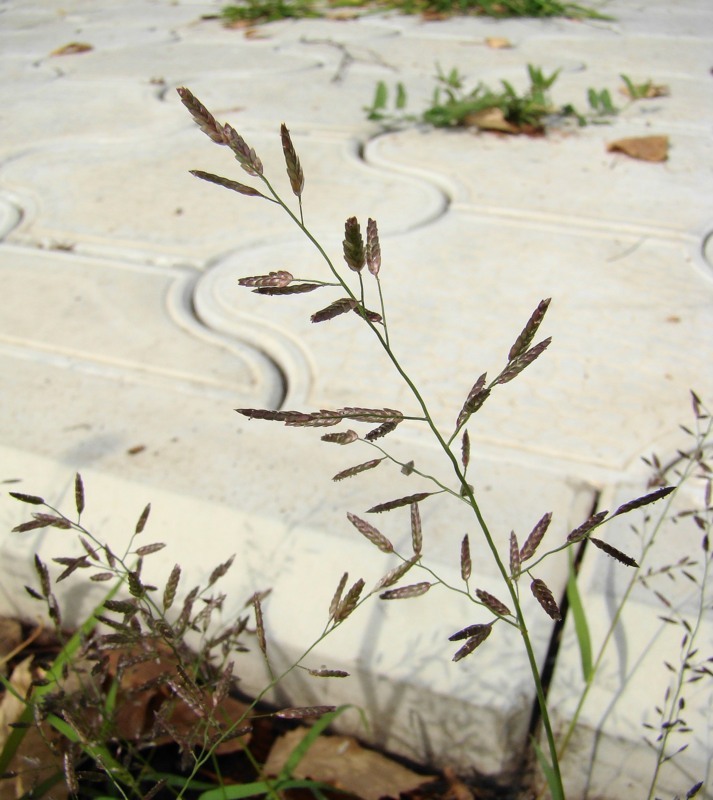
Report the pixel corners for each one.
[637,398,711,800]
[172,86,700,798]
[547,393,712,800]
[1,481,361,797]
[219,0,610,25]
[376,0,611,18]
[221,0,319,24]
[366,65,666,132]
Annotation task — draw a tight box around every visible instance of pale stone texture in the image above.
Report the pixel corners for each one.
[0,0,712,794]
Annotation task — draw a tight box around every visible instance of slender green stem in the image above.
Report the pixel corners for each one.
[257,174,566,796]
[174,592,375,798]
[556,413,713,763]
[647,554,711,799]
[375,276,390,347]
[362,438,470,499]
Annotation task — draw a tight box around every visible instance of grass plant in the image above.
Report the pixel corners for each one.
[168,87,705,797]
[552,394,712,800]
[221,0,318,24]
[366,68,668,132]
[371,0,610,17]
[0,89,705,799]
[219,0,609,25]
[1,483,364,797]
[365,64,624,132]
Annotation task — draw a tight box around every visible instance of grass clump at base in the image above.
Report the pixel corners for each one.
[365,66,664,132]
[374,0,610,19]
[221,0,319,24]
[219,0,610,25]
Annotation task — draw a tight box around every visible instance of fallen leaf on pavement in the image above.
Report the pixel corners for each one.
[485,37,512,49]
[443,765,474,799]
[464,107,520,134]
[0,656,68,800]
[0,617,23,676]
[265,729,435,800]
[607,135,669,162]
[50,42,93,56]
[106,643,251,753]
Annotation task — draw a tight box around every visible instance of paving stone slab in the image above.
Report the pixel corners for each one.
[366,126,713,235]
[0,77,169,154]
[602,0,713,36]
[0,127,445,265]
[0,246,284,405]
[0,441,595,777]
[197,208,713,469]
[169,66,392,135]
[31,38,320,82]
[0,15,173,65]
[0,246,597,778]
[0,195,21,239]
[551,467,713,798]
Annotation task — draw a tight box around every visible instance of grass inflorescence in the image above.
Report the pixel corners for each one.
[0,84,704,800]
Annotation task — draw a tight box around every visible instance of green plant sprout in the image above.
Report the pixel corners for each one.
[220,0,611,24]
[365,64,627,132]
[620,73,670,101]
[221,0,318,24]
[585,86,617,118]
[375,0,612,18]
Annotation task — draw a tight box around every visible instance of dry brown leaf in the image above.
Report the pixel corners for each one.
[243,26,270,38]
[443,765,474,800]
[464,107,520,134]
[264,729,435,800]
[485,36,512,49]
[607,135,669,162]
[50,42,93,56]
[422,9,448,19]
[106,643,251,752]
[0,656,67,800]
[328,9,362,19]
[0,655,33,748]
[0,617,23,676]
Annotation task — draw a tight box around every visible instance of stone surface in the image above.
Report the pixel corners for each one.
[0,0,711,794]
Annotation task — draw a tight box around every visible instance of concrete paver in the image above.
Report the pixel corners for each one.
[0,0,711,795]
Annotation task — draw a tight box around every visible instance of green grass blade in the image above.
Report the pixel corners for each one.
[198,778,347,800]
[0,580,123,776]
[374,81,388,110]
[532,738,565,800]
[395,82,408,110]
[566,549,592,681]
[16,771,66,800]
[48,713,135,784]
[278,705,353,778]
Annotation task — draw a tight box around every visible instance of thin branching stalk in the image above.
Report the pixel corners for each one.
[556,411,712,765]
[232,134,567,796]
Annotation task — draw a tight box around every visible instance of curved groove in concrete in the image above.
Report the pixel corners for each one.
[358,131,453,229]
[700,226,713,280]
[0,195,22,240]
[364,131,705,243]
[165,269,288,409]
[189,257,316,409]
